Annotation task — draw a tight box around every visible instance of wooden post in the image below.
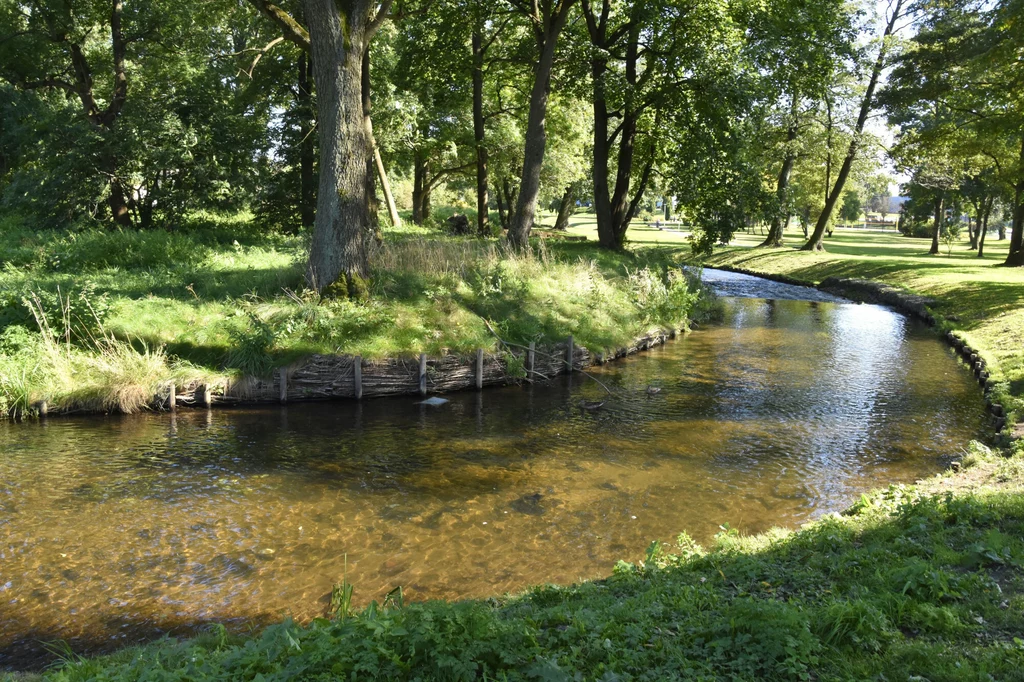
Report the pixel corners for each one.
[419,354,427,396]
[200,384,212,408]
[278,368,288,404]
[38,400,48,417]
[527,342,535,379]
[476,348,484,390]
[167,382,176,411]
[354,356,363,400]
[565,335,574,372]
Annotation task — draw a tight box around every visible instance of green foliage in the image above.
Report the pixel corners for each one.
[0,218,711,416]
[838,191,862,222]
[224,311,277,377]
[942,222,963,256]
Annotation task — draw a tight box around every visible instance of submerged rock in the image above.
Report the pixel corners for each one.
[510,493,546,515]
[418,396,449,406]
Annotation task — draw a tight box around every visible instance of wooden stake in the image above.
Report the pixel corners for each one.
[38,400,48,417]
[565,335,574,372]
[200,384,212,408]
[278,368,288,404]
[527,342,535,379]
[168,382,176,411]
[419,354,427,396]
[476,348,484,389]
[354,356,363,400]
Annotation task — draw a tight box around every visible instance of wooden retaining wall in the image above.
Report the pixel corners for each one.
[156,328,682,413]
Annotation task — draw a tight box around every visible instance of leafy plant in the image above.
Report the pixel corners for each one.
[224,311,277,377]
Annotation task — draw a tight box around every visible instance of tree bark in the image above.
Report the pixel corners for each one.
[553,185,575,231]
[298,51,316,229]
[507,1,578,249]
[760,97,799,247]
[1004,134,1024,266]
[930,194,943,255]
[374,148,400,227]
[978,196,991,258]
[472,28,490,237]
[412,150,431,224]
[361,45,381,241]
[303,0,375,290]
[495,182,508,229]
[801,0,904,251]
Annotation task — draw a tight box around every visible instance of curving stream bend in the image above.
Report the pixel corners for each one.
[0,269,988,668]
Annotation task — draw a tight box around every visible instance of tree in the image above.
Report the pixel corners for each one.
[505,0,578,249]
[736,0,859,247]
[801,0,910,251]
[0,0,152,226]
[249,0,421,291]
[881,0,1024,265]
[838,190,862,223]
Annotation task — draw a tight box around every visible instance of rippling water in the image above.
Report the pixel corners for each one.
[0,272,988,668]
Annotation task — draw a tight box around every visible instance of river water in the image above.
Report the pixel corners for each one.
[0,270,988,667]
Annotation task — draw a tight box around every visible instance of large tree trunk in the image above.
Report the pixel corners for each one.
[1004,135,1024,266]
[304,0,373,291]
[507,2,577,248]
[930,194,943,255]
[106,154,133,227]
[472,28,490,237]
[361,45,381,242]
[298,51,316,229]
[760,111,799,247]
[553,185,575,231]
[802,0,903,252]
[978,196,992,258]
[412,150,428,224]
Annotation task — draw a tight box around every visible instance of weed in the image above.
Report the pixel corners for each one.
[224,311,277,377]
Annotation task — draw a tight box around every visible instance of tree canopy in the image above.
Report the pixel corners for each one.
[2,0,1022,286]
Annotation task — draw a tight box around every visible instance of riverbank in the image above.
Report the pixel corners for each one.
[0,214,706,418]
[690,229,1024,445]
[5,442,1021,681]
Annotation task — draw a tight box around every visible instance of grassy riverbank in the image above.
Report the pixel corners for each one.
[687,227,1024,441]
[4,443,1022,681]
[0,214,704,417]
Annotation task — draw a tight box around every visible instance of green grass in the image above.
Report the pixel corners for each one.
[0,213,705,416]
[10,443,1024,681]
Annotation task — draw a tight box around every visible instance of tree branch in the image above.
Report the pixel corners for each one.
[247,0,310,52]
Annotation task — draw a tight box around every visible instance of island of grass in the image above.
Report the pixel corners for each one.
[0,212,707,417]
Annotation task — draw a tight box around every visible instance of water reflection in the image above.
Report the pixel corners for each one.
[0,294,987,668]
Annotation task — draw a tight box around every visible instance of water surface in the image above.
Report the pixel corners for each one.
[0,273,987,667]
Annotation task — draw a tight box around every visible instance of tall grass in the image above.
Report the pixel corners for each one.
[1,221,708,417]
[0,292,208,418]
